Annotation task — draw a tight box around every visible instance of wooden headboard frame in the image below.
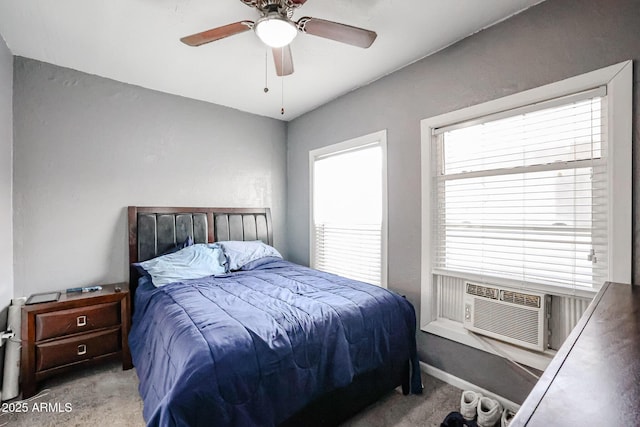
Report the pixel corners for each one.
[127,206,273,301]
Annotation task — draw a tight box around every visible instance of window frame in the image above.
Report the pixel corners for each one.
[309,130,388,288]
[420,61,632,367]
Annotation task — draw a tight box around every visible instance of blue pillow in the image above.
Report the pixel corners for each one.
[218,241,282,271]
[159,236,195,256]
[133,243,226,287]
[133,236,195,278]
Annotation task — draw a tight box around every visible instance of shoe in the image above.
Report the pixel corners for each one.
[477,397,502,427]
[501,408,516,427]
[460,390,482,421]
[440,411,475,427]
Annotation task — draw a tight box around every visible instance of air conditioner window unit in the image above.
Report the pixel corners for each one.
[463,282,549,351]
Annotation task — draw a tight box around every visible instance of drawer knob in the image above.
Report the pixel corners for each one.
[77,344,87,355]
[77,315,87,327]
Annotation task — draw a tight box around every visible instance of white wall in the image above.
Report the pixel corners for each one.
[12,58,287,297]
[0,35,12,315]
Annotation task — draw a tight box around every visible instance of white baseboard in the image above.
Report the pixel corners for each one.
[420,361,520,412]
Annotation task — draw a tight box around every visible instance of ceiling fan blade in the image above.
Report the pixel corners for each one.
[297,17,377,48]
[180,21,253,47]
[273,45,294,76]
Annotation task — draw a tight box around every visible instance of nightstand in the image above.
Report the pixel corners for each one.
[20,282,132,398]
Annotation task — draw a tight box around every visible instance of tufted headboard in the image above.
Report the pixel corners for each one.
[127,206,273,300]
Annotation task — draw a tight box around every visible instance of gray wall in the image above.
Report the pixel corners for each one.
[0,33,12,385]
[0,36,12,311]
[13,58,287,298]
[287,0,640,403]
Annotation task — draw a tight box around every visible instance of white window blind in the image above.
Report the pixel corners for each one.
[432,88,608,291]
[312,141,385,286]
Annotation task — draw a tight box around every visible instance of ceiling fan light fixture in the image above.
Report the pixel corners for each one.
[254,14,298,48]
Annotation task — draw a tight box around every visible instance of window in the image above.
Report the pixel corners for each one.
[310,130,387,287]
[434,89,606,291]
[420,61,631,368]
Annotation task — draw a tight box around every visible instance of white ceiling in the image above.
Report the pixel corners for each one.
[0,0,544,121]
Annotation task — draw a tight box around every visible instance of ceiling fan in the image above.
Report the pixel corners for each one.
[180,0,377,77]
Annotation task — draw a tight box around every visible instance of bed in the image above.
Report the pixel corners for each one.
[127,206,422,427]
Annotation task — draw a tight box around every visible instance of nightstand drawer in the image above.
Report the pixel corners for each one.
[35,302,120,341]
[35,327,121,372]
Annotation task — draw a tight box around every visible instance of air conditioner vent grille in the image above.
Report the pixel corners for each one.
[465,283,499,299]
[474,299,540,345]
[501,290,541,308]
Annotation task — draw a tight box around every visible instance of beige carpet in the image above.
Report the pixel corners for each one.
[2,361,461,427]
[2,361,145,427]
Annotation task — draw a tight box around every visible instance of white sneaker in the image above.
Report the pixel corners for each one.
[477,396,502,427]
[501,408,516,427]
[460,390,482,421]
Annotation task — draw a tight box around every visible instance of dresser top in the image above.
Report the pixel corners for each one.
[513,282,640,426]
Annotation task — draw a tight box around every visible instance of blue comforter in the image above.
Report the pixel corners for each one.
[129,259,421,426]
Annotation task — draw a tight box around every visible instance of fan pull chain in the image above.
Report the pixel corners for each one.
[281,78,285,115]
[281,49,285,115]
[263,49,269,93]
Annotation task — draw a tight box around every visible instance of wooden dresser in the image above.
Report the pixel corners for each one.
[20,283,132,398]
[511,281,640,426]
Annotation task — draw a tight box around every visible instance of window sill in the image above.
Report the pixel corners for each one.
[421,318,555,371]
